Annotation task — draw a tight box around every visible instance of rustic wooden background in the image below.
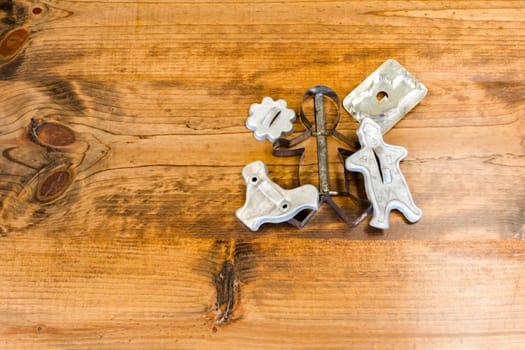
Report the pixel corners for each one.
[0,0,524,348]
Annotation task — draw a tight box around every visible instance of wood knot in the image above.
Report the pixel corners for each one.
[215,260,238,325]
[29,119,76,149]
[36,169,73,203]
[0,27,28,59]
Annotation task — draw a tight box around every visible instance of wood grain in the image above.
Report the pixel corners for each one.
[0,0,524,348]
[2,236,525,349]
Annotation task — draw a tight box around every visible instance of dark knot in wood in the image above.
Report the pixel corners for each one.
[36,169,73,203]
[215,260,237,325]
[0,28,28,58]
[29,119,76,149]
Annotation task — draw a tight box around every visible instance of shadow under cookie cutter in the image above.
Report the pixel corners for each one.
[271,85,372,228]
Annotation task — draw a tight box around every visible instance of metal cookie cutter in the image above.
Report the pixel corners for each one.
[246,97,296,142]
[343,59,427,134]
[236,160,319,231]
[272,86,372,228]
[345,118,423,229]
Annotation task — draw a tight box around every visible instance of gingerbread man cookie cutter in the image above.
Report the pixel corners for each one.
[345,118,423,229]
[271,86,372,228]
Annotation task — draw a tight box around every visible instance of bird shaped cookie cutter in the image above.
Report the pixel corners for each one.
[235,160,319,231]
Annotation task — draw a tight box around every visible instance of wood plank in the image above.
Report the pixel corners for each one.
[0,76,522,238]
[0,0,524,348]
[1,237,525,348]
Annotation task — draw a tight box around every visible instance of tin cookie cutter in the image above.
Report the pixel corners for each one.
[345,118,423,229]
[343,59,427,134]
[235,160,319,231]
[271,86,372,228]
[246,97,296,142]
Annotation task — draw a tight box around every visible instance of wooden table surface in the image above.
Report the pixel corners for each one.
[0,1,524,349]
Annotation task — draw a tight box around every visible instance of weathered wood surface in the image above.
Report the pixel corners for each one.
[0,0,523,348]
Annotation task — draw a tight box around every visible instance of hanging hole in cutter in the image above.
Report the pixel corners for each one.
[281,202,289,211]
[251,176,258,183]
[376,91,388,102]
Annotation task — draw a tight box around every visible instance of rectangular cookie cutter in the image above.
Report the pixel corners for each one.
[343,59,427,134]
